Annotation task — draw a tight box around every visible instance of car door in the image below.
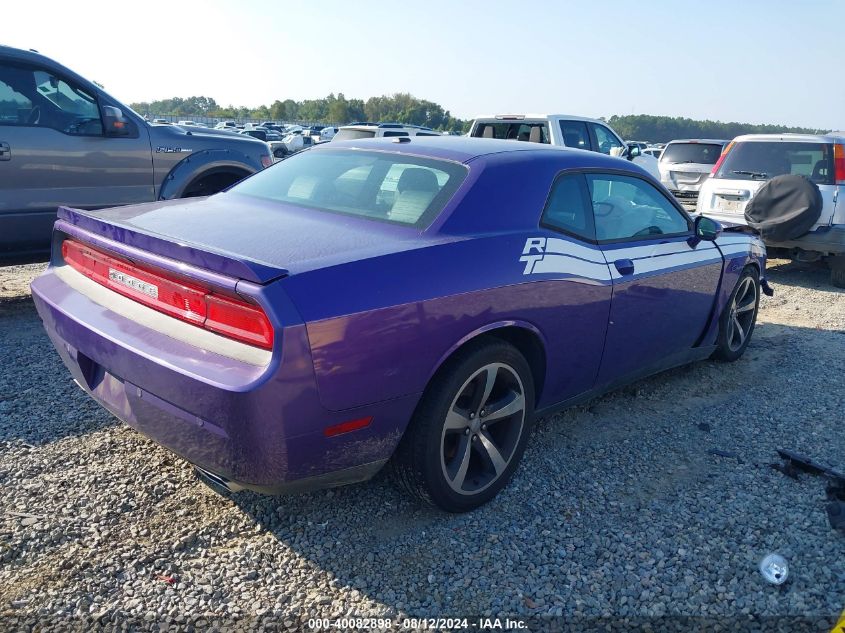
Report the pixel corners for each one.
[587,172,723,387]
[0,62,153,258]
[523,172,613,402]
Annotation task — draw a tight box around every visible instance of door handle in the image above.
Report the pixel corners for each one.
[614,258,635,276]
[0,142,9,161]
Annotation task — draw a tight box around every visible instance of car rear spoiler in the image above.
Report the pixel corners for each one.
[55,207,290,284]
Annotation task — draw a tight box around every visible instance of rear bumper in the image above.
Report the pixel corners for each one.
[764,226,845,256]
[30,265,416,493]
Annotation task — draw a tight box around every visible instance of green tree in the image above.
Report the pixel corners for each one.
[328,93,350,124]
[269,100,286,120]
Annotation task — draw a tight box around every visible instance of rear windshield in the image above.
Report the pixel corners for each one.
[716,141,834,184]
[230,149,467,228]
[333,128,376,141]
[471,122,550,143]
[661,142,724,165]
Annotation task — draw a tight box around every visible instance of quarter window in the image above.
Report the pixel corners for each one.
[541,174,594,241]
[587,174,689,241]
[558,121,591,150]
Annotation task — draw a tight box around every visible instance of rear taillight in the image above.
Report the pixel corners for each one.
[261,154,273,168]
[834,144,845,184]
[710,141,734,176]
[61,239,274,350]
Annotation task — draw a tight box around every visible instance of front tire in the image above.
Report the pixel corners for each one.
[391,339,535,512]
[712,266,760,362]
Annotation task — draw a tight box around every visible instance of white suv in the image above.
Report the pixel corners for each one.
[468,114,660,179]
[697,133,845,286]
[332,123,442,141]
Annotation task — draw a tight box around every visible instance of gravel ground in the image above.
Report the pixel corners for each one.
[1,260,843,631]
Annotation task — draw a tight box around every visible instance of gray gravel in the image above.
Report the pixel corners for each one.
[1,260,844,630]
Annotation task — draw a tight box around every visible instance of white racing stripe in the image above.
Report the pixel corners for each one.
[608,249,723,280]
[543,237,606,263]
[530,254,612,281]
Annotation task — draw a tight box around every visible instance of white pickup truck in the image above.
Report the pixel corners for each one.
[469,114,660,180]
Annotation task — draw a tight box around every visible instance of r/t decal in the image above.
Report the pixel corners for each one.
[519,237,547,274]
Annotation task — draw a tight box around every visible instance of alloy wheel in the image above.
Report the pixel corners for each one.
[726,276,758,352]
[440,362,526,495]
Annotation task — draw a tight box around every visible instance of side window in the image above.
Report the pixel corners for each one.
[586,173,689,241]
[382,131,409,137]
[541,173,594,241]
[590,124,624,156]
[32,70,102,135]
[558,121,591,150]
[0,65,34,125]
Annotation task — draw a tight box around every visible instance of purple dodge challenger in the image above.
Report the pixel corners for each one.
[31,137,769,512]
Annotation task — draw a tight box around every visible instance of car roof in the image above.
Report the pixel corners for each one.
[319,136,637,168]
[665,139,729,144]
[472,114,606,125]
[731,133,843,143]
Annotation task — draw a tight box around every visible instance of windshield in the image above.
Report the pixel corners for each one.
[661,142,724,165]
[716,141,834,184]
[230,149,467,228]
[334,129,376,141]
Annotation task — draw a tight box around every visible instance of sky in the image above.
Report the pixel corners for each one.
[4,0,844,128]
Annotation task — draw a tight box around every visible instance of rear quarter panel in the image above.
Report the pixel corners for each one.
[282,234,612,412]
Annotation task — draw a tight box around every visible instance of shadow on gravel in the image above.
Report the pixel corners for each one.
[766,259,844,293]
[0,297,116,445]
[213,319,845,618]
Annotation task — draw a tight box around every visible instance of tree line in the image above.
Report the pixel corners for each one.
[127,96,831,141]
[607,114,829,143]
[129,93,468,132]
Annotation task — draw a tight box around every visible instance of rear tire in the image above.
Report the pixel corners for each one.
[391,339,535,513]
[712,266,760,362]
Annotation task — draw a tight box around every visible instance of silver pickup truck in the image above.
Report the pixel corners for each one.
[0,46,272,262]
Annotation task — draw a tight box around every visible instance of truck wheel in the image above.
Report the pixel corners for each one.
[391,339,535,513]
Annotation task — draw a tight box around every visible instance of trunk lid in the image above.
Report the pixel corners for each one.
[659,162,712,191]
[57,193,446,284]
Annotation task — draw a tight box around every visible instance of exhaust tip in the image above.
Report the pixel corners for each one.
[193,465,244,493]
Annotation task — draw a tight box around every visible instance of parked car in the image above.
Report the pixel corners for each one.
[468,114,660,179]
[215,121,237,130]
[658,139,729,205]
[32,136,768,512]
[281,131,304,153]
[318,126,337,141]
[332,123,443,141]
[643,147,663,159]
[0,45,272,262]
[152,118,170,125]
[696,133,845,287]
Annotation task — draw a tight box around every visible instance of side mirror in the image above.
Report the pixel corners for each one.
[694,215,722,241]
[626,143,641,160]
[102,106,130,137]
